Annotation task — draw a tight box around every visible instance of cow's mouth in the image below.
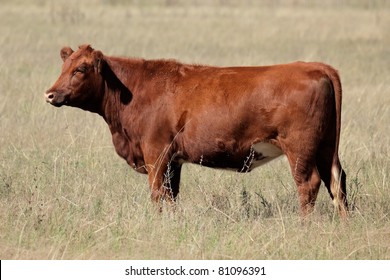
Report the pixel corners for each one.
[50,101,65,107]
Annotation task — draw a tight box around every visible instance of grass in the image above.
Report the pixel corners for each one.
[0,0,389,259]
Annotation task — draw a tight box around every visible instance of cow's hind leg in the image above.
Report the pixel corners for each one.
[285,152,322,216]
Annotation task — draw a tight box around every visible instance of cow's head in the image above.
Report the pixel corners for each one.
[45,45,104,111]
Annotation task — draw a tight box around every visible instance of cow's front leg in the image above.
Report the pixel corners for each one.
[148,167,167,204]
[163,161,182,201]
[144,150,182,208]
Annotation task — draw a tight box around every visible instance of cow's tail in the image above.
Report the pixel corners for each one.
[323,64,348,216]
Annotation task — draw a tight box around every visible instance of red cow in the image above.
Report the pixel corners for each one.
[46,45,347,216]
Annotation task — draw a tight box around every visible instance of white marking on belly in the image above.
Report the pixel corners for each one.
[253,142,283,157]
[249,142,283,169]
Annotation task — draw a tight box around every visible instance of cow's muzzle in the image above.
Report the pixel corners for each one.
[44,91,67,107]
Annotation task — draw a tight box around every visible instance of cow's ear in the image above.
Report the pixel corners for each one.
[92,50,104,73]
[60,46,73,62]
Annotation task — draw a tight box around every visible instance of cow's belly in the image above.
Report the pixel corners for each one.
[180,141,283,172]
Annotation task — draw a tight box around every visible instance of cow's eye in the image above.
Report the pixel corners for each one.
[74,66,87,74]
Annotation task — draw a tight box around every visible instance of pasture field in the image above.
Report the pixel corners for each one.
[0,0,389,259]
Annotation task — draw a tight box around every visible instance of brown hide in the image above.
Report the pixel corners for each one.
[46,45,347,216]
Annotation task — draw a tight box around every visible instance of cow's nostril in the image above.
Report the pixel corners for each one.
[45,92,55,103]
[46,92,54,99]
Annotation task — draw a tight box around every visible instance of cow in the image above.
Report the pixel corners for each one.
[45,44,348,216]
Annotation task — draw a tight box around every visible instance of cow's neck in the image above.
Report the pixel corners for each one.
[100,56,144,133]
[98,56,148,172]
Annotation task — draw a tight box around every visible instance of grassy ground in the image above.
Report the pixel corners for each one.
[0,0,389,259]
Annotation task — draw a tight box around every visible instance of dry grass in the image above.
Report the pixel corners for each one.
[0,0,389,259]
